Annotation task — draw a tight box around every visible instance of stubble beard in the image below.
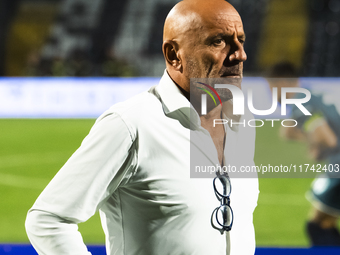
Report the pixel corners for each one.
[186,57,234,102]
[185,57,235,115]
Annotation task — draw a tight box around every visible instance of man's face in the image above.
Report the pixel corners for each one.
[182,8,247,83]
[179,6,246,107]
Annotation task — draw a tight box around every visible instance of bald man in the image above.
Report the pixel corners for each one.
[25,1,259,255]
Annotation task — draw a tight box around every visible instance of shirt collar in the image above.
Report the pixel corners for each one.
[156,70,190,113]
[151,70,201,128]
[151,70,246,132]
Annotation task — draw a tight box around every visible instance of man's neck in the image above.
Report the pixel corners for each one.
[200,104,226,166]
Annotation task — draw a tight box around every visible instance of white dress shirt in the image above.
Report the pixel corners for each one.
[26,70,259,255]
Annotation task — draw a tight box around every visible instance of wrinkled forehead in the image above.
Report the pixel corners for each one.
[199,10,244,33]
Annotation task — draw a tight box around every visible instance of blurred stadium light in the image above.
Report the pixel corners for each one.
[1,77,339,118]
[0,77,156,118]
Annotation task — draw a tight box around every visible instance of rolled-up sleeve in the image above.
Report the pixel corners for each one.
[25,112,137,255]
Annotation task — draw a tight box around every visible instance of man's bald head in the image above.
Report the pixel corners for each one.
[163,0,239,41]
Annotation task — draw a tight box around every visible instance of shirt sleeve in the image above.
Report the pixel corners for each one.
[25,112,137,255]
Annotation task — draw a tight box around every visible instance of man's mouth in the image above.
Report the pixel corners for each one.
[219,68,242,78]
[220,73,241,78]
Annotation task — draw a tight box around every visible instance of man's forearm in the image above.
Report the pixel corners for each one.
[25,210,92,255]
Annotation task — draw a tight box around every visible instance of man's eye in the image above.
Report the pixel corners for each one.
[214,39,224,45]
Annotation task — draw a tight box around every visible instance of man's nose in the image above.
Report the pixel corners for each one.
[228,33,247,63]
[229,42,247,63]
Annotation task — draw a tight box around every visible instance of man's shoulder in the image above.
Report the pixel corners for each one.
[111,90,159,113]
[97,88,164,126]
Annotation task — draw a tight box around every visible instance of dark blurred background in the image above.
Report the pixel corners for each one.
[1,0,340,77]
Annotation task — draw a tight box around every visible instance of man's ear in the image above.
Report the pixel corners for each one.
[162,40,182,71]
